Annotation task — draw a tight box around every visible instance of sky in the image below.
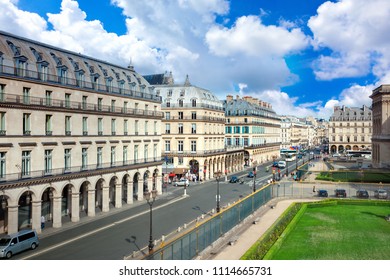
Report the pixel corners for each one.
[1,0,389,119]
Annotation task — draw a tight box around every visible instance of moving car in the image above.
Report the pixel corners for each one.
[374,189,388,199]
[318,190,328,197]
[335,189,347,197]
[174,178,189,187]
[277,161,286,168]
[229,176,239,183]
[356,189,369,198]
[247,171,255,178]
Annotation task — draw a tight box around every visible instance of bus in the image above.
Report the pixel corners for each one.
[346,150,372,159]
[280,149,297,162]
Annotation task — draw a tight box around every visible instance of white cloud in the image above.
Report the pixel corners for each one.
[309,0,390,81]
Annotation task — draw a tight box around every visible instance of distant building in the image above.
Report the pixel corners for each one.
[328,105,372,154]
[280,116,311,150]
[223,95,280,166]
[370,85,390,168]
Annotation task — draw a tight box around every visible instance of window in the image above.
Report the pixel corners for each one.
[165,112,170,120]
[0,152,6,178]
[111,147,116,166]
[65,116,71,135]
[165,140,171,152]
[82,95,88,110]
[178,112,183,119]
[154,121,157,135]
[168,89,172,97]
[191,141,196,153]
[191,123,196,134]
[191,111,196,120]
[22,151,31,177]
[0,112,6,135]
[97,98,102,111]
[145,121,148,135]
[45,91,52,106]
[83,117,88,135]
[0,84,5,102]
[178,157,183,165]
[64,149,71,172]
[178,141,183,153]
[361,136,365,142]
[40,65,48,81]
[65,93,71,108]
[244,138,249,146]
[123,146,128,164]
[178,99,184,107]
[144,144,148,162]
[23,113,31,135]
[180,89,185,97]
[111,119,116,135]
[82,148,88,170]
[123,101,128,113]
[178,123,183,134]
[111,100,116,112]
[235,138,240,146]
[165,123,170,134]
[134,145,139,163]
[23,87,30,104]
[124,119,128,135]
[191,99,196,107]
[43,149,53,175]
[98,118,103,135]
[154,144,157,161]
[46,115,52,135]
[97,147,102,168]
[166,100,170,107]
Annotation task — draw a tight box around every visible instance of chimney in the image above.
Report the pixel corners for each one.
[252,98,258,105]
[243,96,252,103]
[226,95,233,102]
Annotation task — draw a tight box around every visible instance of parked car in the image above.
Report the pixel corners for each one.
[247,171,255,178]
[229,176,239,183]
[174,178,189,187]
[0,229,39,259]
[277,161,286,168]
[318,189,328,197]
[335,189,347,197]
[332,153,340,157]
[356,189,369,198]
[374,189,388,199]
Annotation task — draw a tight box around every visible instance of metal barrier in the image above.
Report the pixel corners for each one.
[144,185,272,260]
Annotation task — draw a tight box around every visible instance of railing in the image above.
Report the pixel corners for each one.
[163,116,225,122]
[0,64,162,103]
[0,92,164,118]
[163,148,230,156]
[0,157,164,184]
[162,103,224,111]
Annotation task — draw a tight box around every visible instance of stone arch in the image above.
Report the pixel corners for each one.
[133,172,141,200]
[109,176,119,208]
[143,170,150,192]
[330,145,337,153]
[95,178,105,212]
[122,173,130,204]
[0,193,10,234]
[79,181,90,216]
[41,185,56,227]
[338,145,344,153]
[345,145,351,151]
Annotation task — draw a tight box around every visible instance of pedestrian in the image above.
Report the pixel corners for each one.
[313,185,316,192]
[41,215,45,229]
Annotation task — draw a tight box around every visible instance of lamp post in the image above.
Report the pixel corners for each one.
[295,155,298,171]
[286,160,289,177]
[252,166,257,192]
[214,171,222,213]
[144,188,158,253]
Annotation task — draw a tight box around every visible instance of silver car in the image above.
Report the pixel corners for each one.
[174,178,189,187]
[374,189,388,199]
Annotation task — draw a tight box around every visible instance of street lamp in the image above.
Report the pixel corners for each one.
[144,188,158,252]
[286,160,289,177]
[252,166,257,192]
[214,171,222,213]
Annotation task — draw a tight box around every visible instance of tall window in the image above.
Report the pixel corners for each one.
[123,146,128,164]
[0,112,5,135]
[166,100,170,107]
[64,149,71,172]
[191,123,196,134]
[82,117,88,135]
[97,98,102,111]
[23,113,31,135]
[165,112,170,120]
[124,119,128,135]
[178,112,183,119]
[145,121,148,135]
[178,141,183,153]
[111,100,116,112]
[165,140,170,152]
[97,147,102,168]
[44,150,52,174]
[65,93,71,108]
[191,141,197,153]
[98,118,103,135]
[45,91,52,106]
[82,96,87,109]
[0,84,5,102]
[191,99,196,107]
[135,120,139,135]
[168,89,172,97]
[46,115,52,135]
[123,101,128,113]
[65,116,71,135]
[165,123,170,134]
[178,123,183,134]
[191,111,196,120]
[154,144,157,161]
[21,151,31,177]
[179,99,184,107]
[82,148,88,170]
[0,152,6,179]
[111,119,116,135]
[154,121,157,135]
[111,147,116,166]
[23,87,30,104]
[144,145,148,162]
[134,145,139,163]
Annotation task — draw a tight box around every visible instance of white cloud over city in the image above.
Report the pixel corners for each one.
[0,0,389,118]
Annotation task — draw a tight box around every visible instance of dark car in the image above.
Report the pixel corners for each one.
[318,190,328,197]
[247,171,255,178]
[356,189,369,198]
[229,176,239,183]
[335,189,347,197]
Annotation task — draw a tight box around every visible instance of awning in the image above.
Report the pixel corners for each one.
[173,168,187,175]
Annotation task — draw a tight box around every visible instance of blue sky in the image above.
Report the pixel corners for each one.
[1,0,388,119]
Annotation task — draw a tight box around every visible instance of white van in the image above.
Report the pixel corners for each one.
[0,229,39,259]
[278,161,286,168]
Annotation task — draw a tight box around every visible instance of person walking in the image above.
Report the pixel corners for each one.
[313,185,316,193]
[41,215,45,229]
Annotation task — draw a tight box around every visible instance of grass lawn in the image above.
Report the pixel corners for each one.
[270,204,390,260]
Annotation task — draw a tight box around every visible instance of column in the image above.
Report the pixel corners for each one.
[52,196,62,228]
[7,205,18,234]
[102,182,110,212]
[147,177,153,190]
[137,179,144,201]
[87,189,96,217]
[71,192,80,222]
[127,179,133,204]
[115,182,122,208]
[156,175,162,194]
[32,200,42,233]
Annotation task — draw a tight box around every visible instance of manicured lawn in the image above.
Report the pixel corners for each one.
[270,204,390,259]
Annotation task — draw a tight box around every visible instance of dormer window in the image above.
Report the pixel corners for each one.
[180,89,185,97]
[105,77,113,92]
[168,89,172,97]
[191,99,197,107]
[178,99,184,107]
